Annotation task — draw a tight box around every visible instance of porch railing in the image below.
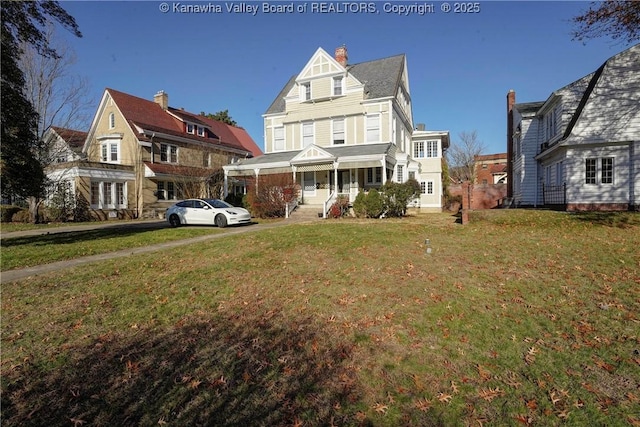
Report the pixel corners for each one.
[323,191,337,219]
[285,198,298,219]
[542,183,566,206]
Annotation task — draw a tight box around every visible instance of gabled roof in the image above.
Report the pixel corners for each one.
[265,50,406,115]
[49,126,87,153]
[347,53,405,100]
[103,88,259,156]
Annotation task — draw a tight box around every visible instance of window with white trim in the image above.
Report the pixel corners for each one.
[420,181,434,194]
[273,126,285,151]
[160,143,178,163]
[601,157,613,184]
[302,122,314,147]
[187,123,194,134]
[301,82,311,101]
[197,126,205,137]
[101,141,120,163]
[332,118,345,145]
[397,165,404,183]
[585,158,597,184]
[366,114,380,143]
[90,181,127,209]
[333,77,343,96]
[426,140,439,158]
[109,112,115,129]
[414,141,424,158]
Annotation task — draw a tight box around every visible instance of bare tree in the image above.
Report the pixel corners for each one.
[447,130,486,183]
[572,1,640,44]
[18,24,91,222]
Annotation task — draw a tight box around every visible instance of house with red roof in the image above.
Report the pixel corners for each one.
[49,88,261,219]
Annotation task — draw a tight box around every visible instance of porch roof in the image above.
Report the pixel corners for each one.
[224,143,395,176]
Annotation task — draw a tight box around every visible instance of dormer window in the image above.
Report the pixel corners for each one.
[187,123,194,134]
[197,126,205,137]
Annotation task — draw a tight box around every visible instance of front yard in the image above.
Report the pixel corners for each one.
[1,210,639,426]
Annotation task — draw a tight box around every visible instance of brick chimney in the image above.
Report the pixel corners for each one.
[335,45,348,67]
[154,90,168,110]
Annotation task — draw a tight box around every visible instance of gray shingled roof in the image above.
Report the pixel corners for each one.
[264,51,405,115]
[231,143,394,168]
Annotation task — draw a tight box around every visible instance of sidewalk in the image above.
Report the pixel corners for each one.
[1,215,321,284]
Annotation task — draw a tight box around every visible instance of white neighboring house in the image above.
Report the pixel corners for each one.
[224,46,450,216]
[43,126,87,204]
[508,44,640,210]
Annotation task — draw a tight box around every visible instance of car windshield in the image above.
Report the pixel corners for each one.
[204,199,232,209]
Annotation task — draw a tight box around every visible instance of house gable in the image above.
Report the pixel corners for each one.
[297,47,346,81]
[290,144,335,165]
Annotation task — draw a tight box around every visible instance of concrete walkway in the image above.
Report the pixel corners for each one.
[1,215,320,284]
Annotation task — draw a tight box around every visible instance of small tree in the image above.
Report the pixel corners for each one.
[447,130,486,183]
[363,189,385,219]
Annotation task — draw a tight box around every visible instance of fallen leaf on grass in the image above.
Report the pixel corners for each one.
[478,387,504,401]
[437,392,453,403]
[372,402,388,414]
[414,398,432,412]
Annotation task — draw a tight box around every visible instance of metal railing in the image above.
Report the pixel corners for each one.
[285,198,298,219]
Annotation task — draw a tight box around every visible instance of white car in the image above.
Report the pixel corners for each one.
[166,198,251,228]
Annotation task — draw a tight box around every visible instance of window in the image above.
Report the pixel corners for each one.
[90,181,126,208]
[585,158,597,184]
[157,181,165,200]
[91,181,100,205]
[302,122,314,147]
[116,183,125,206]
[101,141,119,163]
[397,165,404,183]
[273,126,285,151]
[601,158,613,184]
[301,82,311,101]
[425,140,438,158]
[160,144,178,163]
[167,182,175,200]
[414,141,424,158]
[109,112,115,129]
[197,126,205,137]
[420,181,434,194]
[332,119,345,145]
[366,167,383,184]
[104,182,113,205]
[366,114,380,143]
[333,77,343,96]
[408,171,415,180]
[187,123,194,134]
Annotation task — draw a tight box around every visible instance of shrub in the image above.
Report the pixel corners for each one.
[1,205,22,223]
[363,189,385,218]
[11,209,30,223]
[328,195,350,218]
[224,193,245,208]
[352,191,367,218]
[245,174,298,218]
[73,193,92,222]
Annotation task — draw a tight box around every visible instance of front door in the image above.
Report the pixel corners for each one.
[339,170,350,194]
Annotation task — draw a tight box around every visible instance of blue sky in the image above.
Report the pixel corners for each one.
[58,1,634,155]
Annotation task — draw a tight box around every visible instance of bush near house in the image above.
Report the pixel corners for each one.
[328,195,350,218]
[351,180,419,219]
[0,205,23,223]
[244,174,297,218]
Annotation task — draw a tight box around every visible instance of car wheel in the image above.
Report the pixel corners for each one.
[215,214,227,228]
[169,214,181,228]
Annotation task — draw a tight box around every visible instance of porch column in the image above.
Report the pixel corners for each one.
[223,170,228,198]
[254,168,260,193]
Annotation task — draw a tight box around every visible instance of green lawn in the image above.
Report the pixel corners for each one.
[1,210,639,426]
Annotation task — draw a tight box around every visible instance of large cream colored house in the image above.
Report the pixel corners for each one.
[224,46,449,215]
[47,88,261,219]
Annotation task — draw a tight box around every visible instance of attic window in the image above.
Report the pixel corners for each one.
[301,82,311,101]
[187,123,194,134]
[109,112,115,129]
[197,126,205,137]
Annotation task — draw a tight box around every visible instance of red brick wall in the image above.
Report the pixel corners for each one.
[449,183,507,210]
